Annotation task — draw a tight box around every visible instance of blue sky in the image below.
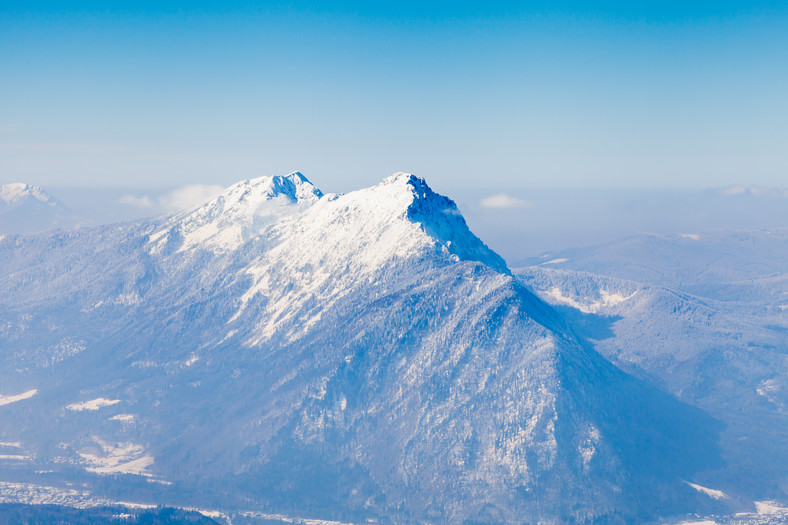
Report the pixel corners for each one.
[2,1,788,194]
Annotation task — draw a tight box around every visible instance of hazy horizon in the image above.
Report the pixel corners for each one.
[3,175,784,262]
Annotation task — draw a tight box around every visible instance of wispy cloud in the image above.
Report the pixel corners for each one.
[718,185,748,196]
[119,195,154,209]
[480,193,532,209]
[159,184,224,211]
[119,184,225,213]
[717,185,787,198]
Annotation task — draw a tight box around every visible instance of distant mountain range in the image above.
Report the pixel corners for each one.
[0,174,785,524]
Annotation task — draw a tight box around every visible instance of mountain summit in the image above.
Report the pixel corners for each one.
[0,172,724,523]
[1,182,59,205]
[151,171,508,274]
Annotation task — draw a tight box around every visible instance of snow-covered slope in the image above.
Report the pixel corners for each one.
[0,183,84,234]
[0,173,726,523]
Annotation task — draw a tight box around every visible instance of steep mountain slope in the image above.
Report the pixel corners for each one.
[0,173,723,523]
[0,183,84,234]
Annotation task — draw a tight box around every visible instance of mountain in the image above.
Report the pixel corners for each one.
[0,173,726,523]
[514,232,788,511]
[0,183,84,234]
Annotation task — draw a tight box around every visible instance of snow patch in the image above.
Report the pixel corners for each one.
[110,414,136,423]
[578,425,600,470]
[544,287,636,314]
[0,454,31,461]
[685,481,729,500]
[67,398,120,411]
[0,389,38,407]
[755,500,788,515]
[757,379,786,413]
[78,437,154,476]
[115,501,157,510]
[540,258,568,265]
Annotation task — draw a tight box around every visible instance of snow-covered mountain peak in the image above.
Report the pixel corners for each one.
[265,171,323,202]
[184,171,323,220]
[0,183,57,206]
[370,172,510,274]
[214,171,323,209]
[374,171,438,198]
[379,170,420,186]
[149,172,324,253]
[226,173,511,342]
[150,171,507,274]
[270,172,511,276]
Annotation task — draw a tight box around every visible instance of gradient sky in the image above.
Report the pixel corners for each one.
[2,1,788,194]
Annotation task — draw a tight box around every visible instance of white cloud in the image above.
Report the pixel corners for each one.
[120,184,225,212]
[480,193,532,209]
[749,186,781,197]
[718,185,748,196]
[717,185,786,198]
[159,184,224,211]
[119,195,154,208]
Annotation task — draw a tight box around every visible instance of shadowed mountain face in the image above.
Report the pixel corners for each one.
[0,173,723,523]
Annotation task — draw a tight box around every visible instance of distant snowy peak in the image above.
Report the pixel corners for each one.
[0,183,83,234]
[0,183,59,206]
